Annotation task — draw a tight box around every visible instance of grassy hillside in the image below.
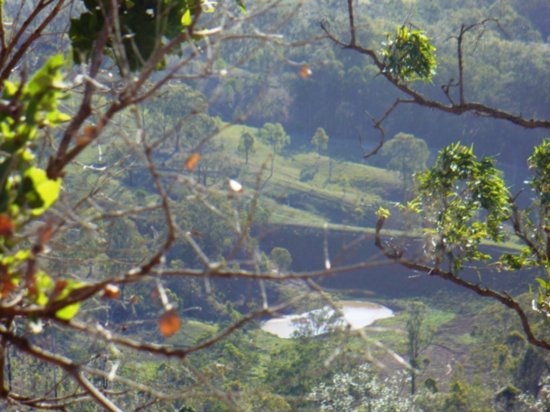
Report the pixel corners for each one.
[214,123,402,227]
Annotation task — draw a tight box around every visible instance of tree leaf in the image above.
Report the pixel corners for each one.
[299,64,312,79]
[4,80,18,96]
[185,153,201,170]
[0,214,15,236]
[55,302,80,320]
[159,308,181,337]
[181,9,192,26]
[236,0,246,12]
[201,1,216,13]
[34,271,53,306]
[24,167,61,215]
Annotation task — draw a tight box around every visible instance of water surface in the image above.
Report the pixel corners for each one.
[261,300,394,339]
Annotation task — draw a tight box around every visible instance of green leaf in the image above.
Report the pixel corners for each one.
[55,302,80,320]
[375,207,391,220]
[35,271,53,306]
[4,80,18,96]
[46,110,71,125]
[236,1,246,12]
[26,54,65,96]
[201,1,216,13]
[181,9,192,26]
[53,279,86,319]
[535,277,548,288]
[24,167,61,215]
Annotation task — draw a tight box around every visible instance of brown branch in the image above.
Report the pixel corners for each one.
[57,299,297,363]
[347,0,356,46]
[0,330,123,411]
[0,335,5,398]
[46,8,115,179]
[323,14,550,131]
[0,4,6,56]
[363,98,413,159]
[0,0,55,76]
[374,217,550,351]
[510,201,546,263]
[0,256,392,320]
[9,391,92,410]
[0,0,65,83]
[457,25,465,104]
[453,19,499,105]
[132,142,176,275]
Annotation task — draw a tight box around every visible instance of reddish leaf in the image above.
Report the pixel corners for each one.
[103,284,120,299]
[159,308,181,337]
[75,134,92,146]
[0,215,15,237]
[49,279,68,301]
[298,64,312,79]
[0,279,16,297]
[0,269,16,297]
[83,124,96,137]
[130,294,139,305]
[76,125,96,146]
[185,153,201,171]
[26,273,37,296]
[38,222,54,245]
[54,279,68,293]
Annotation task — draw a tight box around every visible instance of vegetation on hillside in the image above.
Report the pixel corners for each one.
[0,0,548,411]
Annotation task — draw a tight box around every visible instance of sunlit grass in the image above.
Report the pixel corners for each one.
[215,123,401,228]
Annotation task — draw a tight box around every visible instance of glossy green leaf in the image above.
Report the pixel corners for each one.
[55,302,81,320]
[26,54,65,96]
[46,110,71,125]
[181,9,192,26]
[24,167,61,215]
[4,80,18,96]
[375,207,391,220]
[53,279,86,319]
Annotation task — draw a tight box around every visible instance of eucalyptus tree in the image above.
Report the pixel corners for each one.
[380,132,429,197]
[238,131,255,165]
[257,122,291,179]
[311,127,329,155]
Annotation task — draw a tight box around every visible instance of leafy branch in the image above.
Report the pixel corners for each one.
[322,1,550,156]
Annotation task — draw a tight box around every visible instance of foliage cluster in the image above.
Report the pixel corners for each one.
[381,25,437,82]
[414,143,511,273]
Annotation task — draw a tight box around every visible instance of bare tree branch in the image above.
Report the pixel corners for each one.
[374,216,550,351]
[324,3,550,131]
[0,329,123,411]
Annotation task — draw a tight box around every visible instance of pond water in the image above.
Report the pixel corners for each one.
[261,300,394,339]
